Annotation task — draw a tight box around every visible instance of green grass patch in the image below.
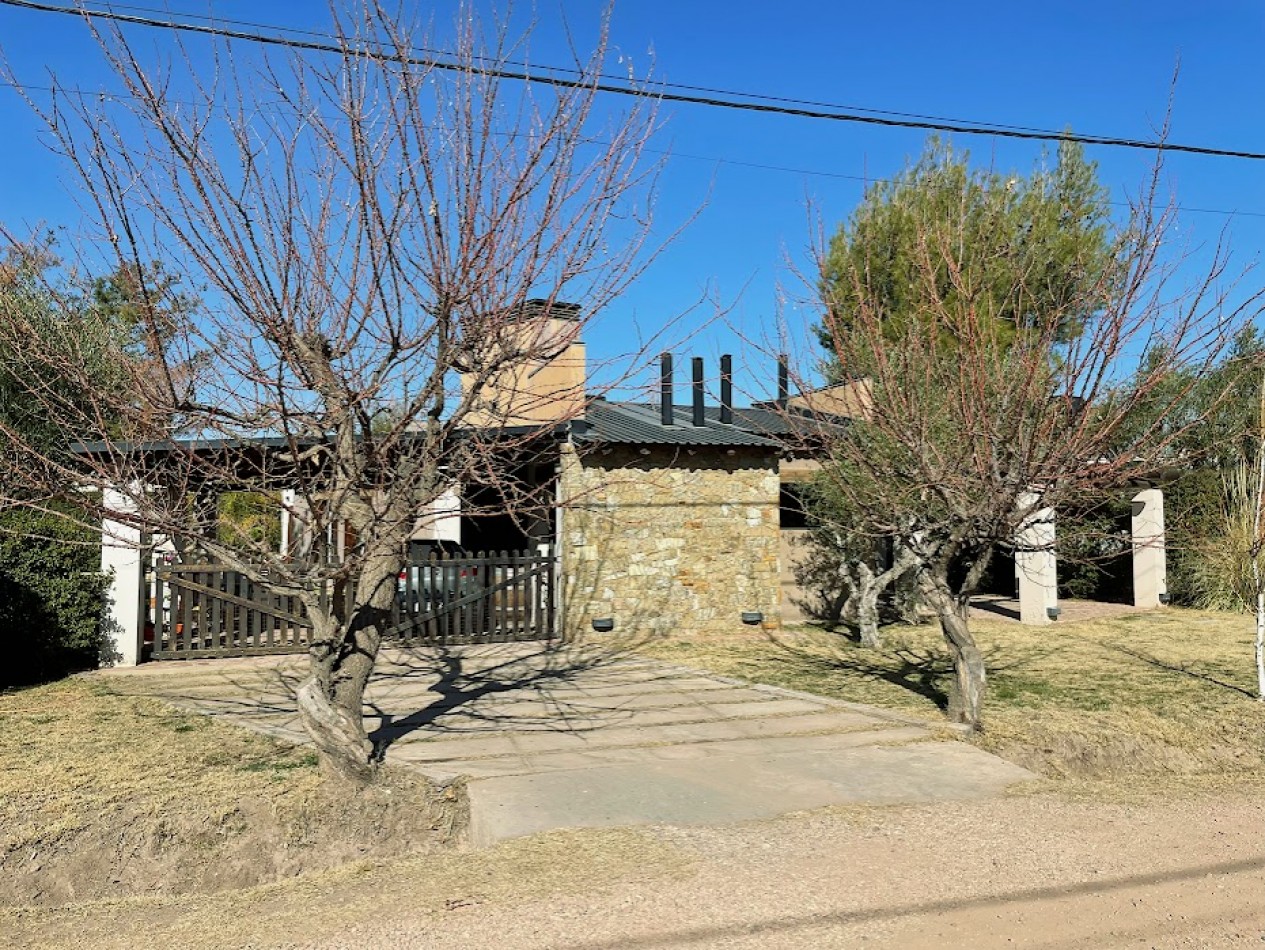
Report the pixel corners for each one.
[642,608,1265,789]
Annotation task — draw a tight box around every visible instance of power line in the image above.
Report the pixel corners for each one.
[663,148,1265,220]
[3,0,1265,162]
[86,1,1071,137]
[3,73,1263,222]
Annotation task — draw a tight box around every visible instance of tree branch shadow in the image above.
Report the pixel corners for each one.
[366,638,655,761]
[1099,641,1258,698]
[764,629,1036,714]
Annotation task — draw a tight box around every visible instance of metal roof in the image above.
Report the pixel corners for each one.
[575,401,847,449]
[576,400,780,448]
[73,401,839,459]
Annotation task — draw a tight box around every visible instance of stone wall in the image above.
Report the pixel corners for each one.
[558,443,780,638]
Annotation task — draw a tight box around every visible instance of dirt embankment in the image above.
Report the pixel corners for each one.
[1,769,466,907]
[0,678,467,907]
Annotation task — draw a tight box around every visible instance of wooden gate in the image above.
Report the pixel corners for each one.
[148,548,557,659]
[151,564,313,658]
[387,549,557,645]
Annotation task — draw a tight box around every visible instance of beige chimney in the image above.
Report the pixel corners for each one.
[462,300,587,427]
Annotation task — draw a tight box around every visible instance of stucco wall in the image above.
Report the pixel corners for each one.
[558,443,780,638]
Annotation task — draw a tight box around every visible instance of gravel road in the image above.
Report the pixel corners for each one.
[298,792,1265,949]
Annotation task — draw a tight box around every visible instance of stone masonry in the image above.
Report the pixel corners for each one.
[558,443,781,639]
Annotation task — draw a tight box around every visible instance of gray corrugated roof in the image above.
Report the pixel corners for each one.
[576,401,847,448]
[576,401,779,448]
[730,405,850,440]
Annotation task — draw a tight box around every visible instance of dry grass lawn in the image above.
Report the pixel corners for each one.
[642,607,1265,791]
[0,677,453,906]
[0,678,319,857]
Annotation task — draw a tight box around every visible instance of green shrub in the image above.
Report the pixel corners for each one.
[1162,468,1229,608]
[0,506,109,687]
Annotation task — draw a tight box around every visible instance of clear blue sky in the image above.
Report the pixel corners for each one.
[1,1,1262,401]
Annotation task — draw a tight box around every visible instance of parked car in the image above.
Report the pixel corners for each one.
[397,541,479,612]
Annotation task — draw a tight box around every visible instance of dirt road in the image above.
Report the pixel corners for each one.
[9,790,1265,949]
[302,793,1265,950]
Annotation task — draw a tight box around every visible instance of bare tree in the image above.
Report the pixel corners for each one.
[0,1,672,780]
[789,157,1262,728]
[1238,370,1265,699]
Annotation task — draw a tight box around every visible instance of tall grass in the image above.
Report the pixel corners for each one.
[1188,462,1264,613]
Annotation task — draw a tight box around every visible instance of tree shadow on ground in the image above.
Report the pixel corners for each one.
[366,639,654,761]
[1098,640,1258,699]
[829,646,955,711]
[969,595,1020,621]
[766,628,1037,713]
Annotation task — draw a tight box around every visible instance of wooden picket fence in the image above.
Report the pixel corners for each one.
[148,549,556,659]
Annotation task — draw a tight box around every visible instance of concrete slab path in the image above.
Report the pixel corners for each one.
[101,643,1036,845]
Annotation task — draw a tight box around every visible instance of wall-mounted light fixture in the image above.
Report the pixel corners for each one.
[741,611,764,625]
[1158,592,1171,605]
[591,618,615,633]
[1046,606,1062,621]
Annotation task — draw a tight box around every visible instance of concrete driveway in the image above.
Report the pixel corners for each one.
[101,644,1035,845]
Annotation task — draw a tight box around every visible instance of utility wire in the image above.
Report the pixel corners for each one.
[3,0,1265,162]
[3,69,1262,222]
[3,74,1260,221]
[87,0,1069,137]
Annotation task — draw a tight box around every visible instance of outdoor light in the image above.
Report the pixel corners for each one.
[591,618,615,633]
[1159,592,1171,605]
[740,611,764,625]
[1046,606,1062,621]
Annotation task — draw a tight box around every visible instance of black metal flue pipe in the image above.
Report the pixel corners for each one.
[720,354,733,425]
[660,353,674,426]
[692,357,706,426]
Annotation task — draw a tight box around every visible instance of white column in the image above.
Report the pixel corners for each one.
[100,487,147,667]
[432,486,461,544]
[1016,494,1058,625]
[1132,487,1167,608]
[282,490,314,561]
[280,488,296,556]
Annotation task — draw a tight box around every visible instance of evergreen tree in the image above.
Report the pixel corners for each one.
[819,137,1114,361]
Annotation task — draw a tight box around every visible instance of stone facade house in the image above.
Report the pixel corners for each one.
[99,304,800,663]
[460,306,788,639]
[558,396,782,639]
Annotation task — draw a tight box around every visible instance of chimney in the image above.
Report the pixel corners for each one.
[692,357,706,427]
[460,299,586,426]
[660,353,674,426]
[777,354,789,409]
[720,354,733,425]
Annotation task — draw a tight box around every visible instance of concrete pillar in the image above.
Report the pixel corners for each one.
[281,490,315,561]
[280,488,296,556]
[432,486,461,544]
[1132,487,1167,608]
[100,487,147,666]
[1016,494,1058,625]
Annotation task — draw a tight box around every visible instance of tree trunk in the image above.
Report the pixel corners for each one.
[1256,590,1265,702]
[854,546,920,648]
[922,575,986,728]
[296,551,400,782]
[892,543,923,624]
[855,562,882,648]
